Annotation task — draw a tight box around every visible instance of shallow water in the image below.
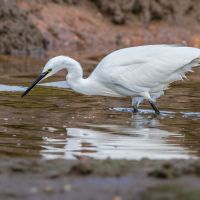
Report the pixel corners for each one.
[0,56,200,160]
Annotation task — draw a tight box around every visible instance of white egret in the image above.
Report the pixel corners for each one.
[22,45,200,114]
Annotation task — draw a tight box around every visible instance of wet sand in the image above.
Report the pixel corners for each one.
[1,157,200,200]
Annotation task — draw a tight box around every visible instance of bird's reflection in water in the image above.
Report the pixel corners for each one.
[41,114,196,160]
[130,113,160,129]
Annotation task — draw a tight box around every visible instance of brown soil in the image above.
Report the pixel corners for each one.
[1,0,200,58]
[1,157,200,200]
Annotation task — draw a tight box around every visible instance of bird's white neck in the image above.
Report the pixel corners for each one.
[61,57,83,81]
[53,56,120,97]
[58,57,94,95]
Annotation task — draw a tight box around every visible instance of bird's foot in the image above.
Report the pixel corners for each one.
[153,111,160,117]
[132,107,138,113]
[155,110,160,115]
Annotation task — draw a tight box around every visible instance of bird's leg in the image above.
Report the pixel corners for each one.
[132,97,143,113]
[149,101,160,115]
[140,92,160,115]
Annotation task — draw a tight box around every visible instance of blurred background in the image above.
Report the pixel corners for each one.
[1,0,200,59]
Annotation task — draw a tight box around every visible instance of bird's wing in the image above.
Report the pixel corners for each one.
[90,45,200,94]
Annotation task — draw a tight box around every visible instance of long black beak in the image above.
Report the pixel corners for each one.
[21,71,49,97]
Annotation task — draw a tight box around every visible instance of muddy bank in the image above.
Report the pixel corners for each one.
[1,0,200,57]
[0,0,48,56]
[1,157,200,200]
[93,0,200,26]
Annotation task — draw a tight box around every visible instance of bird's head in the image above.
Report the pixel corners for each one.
[21,56,72,97]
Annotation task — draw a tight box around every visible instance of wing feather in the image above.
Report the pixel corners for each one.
[90,45,200,95]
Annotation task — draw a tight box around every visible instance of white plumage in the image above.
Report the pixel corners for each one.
[91,45,200,95]
[22,45,200,114]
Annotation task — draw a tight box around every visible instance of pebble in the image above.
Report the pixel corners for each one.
[30,187,38,194]
[44,186,54,193]
[63,184,72,191]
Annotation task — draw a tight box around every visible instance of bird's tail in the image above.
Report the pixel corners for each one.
[179,57,200,77]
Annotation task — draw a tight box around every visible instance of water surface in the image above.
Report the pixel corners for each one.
[0,56,200,160]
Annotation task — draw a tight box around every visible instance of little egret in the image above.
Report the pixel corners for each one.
[22,45,200,114]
